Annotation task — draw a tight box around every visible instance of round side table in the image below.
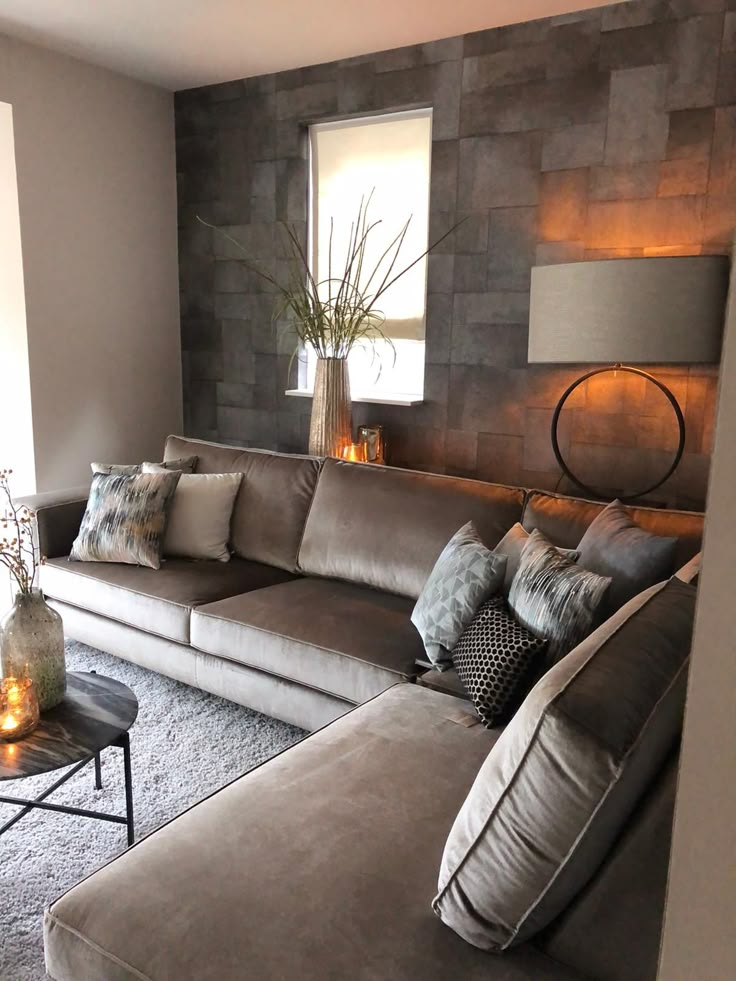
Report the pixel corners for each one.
[0,671,138,845]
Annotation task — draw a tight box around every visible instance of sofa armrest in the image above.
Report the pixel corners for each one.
[15,486,90,559]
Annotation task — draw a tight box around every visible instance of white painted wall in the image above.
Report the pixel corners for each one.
[0,100,34,496]
[659,249,736,979]
[0,34,181,491]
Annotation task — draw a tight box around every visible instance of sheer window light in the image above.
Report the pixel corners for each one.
[304,109,432,401]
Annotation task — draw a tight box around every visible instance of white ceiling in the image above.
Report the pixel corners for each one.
[0,0,619,91]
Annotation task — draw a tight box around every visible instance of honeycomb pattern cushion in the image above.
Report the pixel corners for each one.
[452,596,548,728]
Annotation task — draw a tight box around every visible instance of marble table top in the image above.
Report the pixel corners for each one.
[0,671,138,780]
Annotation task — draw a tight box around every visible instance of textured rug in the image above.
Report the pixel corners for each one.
[0,641,305,981]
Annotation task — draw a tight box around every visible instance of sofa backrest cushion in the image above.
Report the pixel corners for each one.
[433,576,696,951]
[164,436,321,573]
[539,750,680,981]
[298,459,525,599]
[522,490,703,570]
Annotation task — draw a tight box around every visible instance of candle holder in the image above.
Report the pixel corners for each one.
[340,442,367,463]
[0,676,40,742]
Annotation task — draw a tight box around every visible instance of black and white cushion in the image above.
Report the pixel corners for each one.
[452,596,548,729]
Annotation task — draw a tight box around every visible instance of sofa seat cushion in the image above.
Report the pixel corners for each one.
[40,556,296,645]
[45,685,581,981]
[191,577,425,704]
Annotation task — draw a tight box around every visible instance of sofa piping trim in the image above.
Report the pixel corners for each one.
[44,910,153,981]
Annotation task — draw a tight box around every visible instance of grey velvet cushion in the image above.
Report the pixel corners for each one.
[91,455,197,476]
[576,499,678,611]
[411,522,507,669]
[434,576,696,951]
[69,471,180,570]
[495,522,579,594]
[509,529,611,664]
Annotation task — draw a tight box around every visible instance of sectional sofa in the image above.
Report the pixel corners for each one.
[25,434,703,732]
[21,435,704,980]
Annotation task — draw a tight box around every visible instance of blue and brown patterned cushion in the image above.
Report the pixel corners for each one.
[70,471,181,569]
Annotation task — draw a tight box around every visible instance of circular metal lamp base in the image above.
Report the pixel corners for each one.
[551,364,686,502]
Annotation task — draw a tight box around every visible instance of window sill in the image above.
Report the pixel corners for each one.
[285,389,424,407]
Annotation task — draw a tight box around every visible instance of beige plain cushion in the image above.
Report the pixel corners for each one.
[164,435,322,573]
[143,465,242,562]
[434,576,696,951]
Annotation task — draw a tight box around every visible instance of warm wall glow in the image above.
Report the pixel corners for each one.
[0,101,35,498]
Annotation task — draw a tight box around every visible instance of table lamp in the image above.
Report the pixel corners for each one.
[528,255,729,500]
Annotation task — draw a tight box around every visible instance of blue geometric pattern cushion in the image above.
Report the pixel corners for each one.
[411,521,507,670]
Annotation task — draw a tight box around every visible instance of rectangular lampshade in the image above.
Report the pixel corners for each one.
[528,256,729,364]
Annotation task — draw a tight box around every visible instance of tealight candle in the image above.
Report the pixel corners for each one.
[341,443,367,463]
[0,677,39,742]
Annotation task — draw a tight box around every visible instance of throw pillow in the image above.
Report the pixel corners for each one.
[495,522,579,594]
[69,471,180,570]
[576,500,677,612]
[434,576,696,951]
[91,455,197,476]
[452,595,548,728]
[142,465,243,562]
[508,529,611,664]
[411,522,507,670]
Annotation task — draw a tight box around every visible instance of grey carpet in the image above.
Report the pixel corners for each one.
[0,640,305,981]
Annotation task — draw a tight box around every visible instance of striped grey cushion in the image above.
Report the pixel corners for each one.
[508,529,611,664]
[70,471,180,569]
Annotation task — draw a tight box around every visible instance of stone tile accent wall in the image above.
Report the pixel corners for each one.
[176,0,734,510]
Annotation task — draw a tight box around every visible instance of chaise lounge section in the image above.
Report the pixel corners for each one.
[44,683,679,981]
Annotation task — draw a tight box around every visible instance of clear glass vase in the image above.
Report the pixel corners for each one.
[0,589,66,711]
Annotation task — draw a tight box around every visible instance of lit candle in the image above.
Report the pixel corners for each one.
[341,443,366,463]
[1,713,18,733]
[0,677,39,742]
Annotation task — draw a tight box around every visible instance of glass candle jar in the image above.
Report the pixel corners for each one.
[0,677,40,742]
[341,443,367,463]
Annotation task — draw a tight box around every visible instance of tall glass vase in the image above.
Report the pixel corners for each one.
[309,357,352,457]
[0,589,66,711]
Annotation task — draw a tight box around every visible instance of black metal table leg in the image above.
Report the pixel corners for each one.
[0,756,90,835]
[1,734,135,843]
[116,731,135,846]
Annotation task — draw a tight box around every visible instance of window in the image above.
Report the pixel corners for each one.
[300,109,432,403]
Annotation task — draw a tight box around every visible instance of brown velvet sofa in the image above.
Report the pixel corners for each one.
[23,434,703,732]
[27,435,703,980]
